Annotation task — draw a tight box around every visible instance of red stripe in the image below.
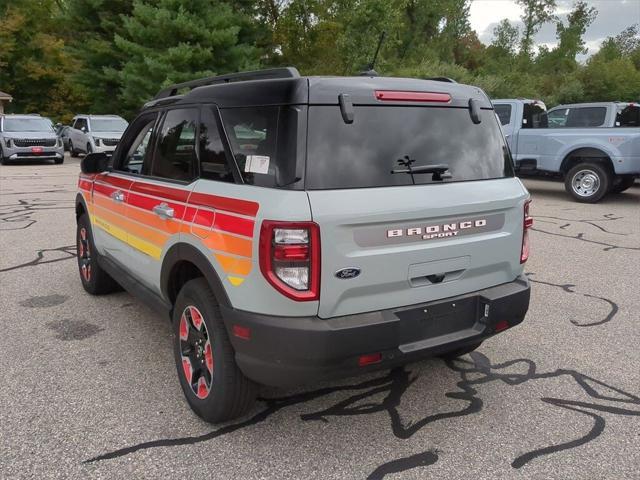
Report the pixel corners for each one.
[93,182,118,198]
[78,179,92,191]
[128,191,186,219]
[97,174,134,190]
[213,212,254,237]
[190,192,258,217]
[193,209,215,228]
[183,206,197,223]
[130,181,191,203]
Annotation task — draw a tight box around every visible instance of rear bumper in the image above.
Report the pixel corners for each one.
[221,275,530,387]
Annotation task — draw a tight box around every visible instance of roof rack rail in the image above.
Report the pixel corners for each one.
[427,77,457,83]
[154,67,301,100]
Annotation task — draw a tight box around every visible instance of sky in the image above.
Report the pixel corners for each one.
[469,0,640,59]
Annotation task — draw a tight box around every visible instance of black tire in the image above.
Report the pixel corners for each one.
[173,278,257,423]
[439,341,483,360]
[86,143,93,155]
[564,162,611,203]
[54,156,64,165]
[76,214,120,295]
[69,140,78,158]
[0,146,7,165]
[609,175,636,194]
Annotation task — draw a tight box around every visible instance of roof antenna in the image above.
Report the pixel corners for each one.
[359,31,386,77]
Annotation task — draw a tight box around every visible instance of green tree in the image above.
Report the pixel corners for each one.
[0,0,83,121]
[64,0,135,115]
[517,0,556,60]
[491,19,520,55]
[113,0,262,116]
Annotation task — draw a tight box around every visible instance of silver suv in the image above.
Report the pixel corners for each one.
[68,114,128,157]
[0,114,64,165]
[75,68,532,423]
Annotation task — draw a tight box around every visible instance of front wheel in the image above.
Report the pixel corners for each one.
[69,140,78,158]
[76,214,120,294]
[173,278,257,423]
[0,146,7,165]
[565,163,611,203]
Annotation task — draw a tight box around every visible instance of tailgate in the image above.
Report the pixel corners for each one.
[308,178,528,318]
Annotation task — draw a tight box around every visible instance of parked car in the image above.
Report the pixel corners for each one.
[493,99,640,202]
[546,102,640,128]
[0,114,64,164]
[68,114,128,157]
[76,68,532,423]
[55,123,72,151]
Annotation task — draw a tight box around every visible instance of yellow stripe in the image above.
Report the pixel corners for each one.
[92,214,162,260]
[228,276,245,286]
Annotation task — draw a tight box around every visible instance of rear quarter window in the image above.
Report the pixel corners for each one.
[306,106,513,190]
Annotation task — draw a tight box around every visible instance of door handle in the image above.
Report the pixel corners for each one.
[153,202,174,219]
[111,190,125,202]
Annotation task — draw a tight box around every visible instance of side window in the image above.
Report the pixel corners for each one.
[566,107,606,127]
[615,105,639,127]
[548,109,568,128]
[494,104,512,126]
[151,108,198,182]
[116,114,157,175]
[74,118,86,130]
[220,106,299,188]
[522,103,548,128]
[199,108,235,182]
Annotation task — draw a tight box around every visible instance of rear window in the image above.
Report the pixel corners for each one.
[306,106,512,190]
[616,105,640,127]
[494,104,512,125]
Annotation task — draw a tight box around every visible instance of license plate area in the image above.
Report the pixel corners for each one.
[396,296,479,344]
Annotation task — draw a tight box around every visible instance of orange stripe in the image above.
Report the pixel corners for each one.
[214,254,252,276]
[93,204,168,247]
[93,191,127,216]
[203,230,252,257]
[126,204,182,235]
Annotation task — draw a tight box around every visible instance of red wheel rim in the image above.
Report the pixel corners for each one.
[78,227,91,281]
[179,306,213,399]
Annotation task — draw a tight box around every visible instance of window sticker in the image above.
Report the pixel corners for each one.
[245,155,270,174]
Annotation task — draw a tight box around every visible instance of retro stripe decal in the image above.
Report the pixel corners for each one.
[79,175,259,286]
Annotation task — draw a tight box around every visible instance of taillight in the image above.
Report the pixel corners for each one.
[259,221,320,301]
[520,199,533,263]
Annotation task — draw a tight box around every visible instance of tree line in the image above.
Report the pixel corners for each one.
[1,0,638,122]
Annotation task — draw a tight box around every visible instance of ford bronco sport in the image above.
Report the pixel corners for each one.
[75,68,532,423]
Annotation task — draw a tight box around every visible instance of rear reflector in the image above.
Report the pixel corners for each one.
[233,325,251,340]
[494,320,510,332]
[521,199,533,263]
[358,353,383,367]
[375,90,451,103]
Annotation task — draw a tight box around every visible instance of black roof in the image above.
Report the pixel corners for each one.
[144,68,492,110]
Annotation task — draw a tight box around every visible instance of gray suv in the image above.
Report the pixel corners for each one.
[75,68,532,423]
[0,114,64,164]
[68,114,128,157]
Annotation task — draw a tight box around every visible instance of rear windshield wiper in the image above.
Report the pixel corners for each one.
[391,155,451,184]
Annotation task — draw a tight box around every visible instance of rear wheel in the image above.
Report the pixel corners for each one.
[76,214,120,294]
[173,278,257,423]
[610,175,636,194]
[439,341,482,360]
[565,162,611,203]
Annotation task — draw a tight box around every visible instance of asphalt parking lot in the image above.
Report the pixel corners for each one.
[1,155,639,479]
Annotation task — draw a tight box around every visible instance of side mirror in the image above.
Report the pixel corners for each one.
[81,126,87,132]
[81,152,110,174]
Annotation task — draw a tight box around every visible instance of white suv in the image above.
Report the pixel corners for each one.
[68,114,128,157]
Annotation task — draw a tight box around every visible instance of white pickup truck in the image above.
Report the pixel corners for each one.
[493,99,639,202]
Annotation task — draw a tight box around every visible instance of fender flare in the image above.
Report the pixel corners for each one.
[75,192,88,219]
[558,144,616,172]
[160,243,232,309]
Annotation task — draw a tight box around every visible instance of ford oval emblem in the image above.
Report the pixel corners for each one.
[335,267,361,280]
